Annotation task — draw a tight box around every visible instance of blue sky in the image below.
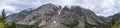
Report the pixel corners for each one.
[0,0,120,17]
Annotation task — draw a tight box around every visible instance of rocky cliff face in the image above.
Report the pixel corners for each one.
[7,3,119,28]
[6,9,33,22]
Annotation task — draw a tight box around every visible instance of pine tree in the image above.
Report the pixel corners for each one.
[0,9,6,28]
[0,15,2,22]
[10,21,16,28]
[61,15,79,28]
[1,9,7,28]
[1,9,6,23]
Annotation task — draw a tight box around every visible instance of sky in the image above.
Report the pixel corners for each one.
[0,0,120,17]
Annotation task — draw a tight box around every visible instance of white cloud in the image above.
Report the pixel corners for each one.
[100,0,115,8]
[0,0,120,17]
[0,0,17,15]
[51,0,75,7]
[0,4,16,14]
[102,8,114,17]
[76,0,118,17]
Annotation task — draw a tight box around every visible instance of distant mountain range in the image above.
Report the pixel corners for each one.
[6,3,120,28]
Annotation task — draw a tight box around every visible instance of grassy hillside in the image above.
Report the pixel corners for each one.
[0,22,4,28]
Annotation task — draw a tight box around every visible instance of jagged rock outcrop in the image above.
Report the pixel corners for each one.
[6,3,105,28]
[6,9,33,22]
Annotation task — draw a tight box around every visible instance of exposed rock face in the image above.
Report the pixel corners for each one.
[6,9,33,22]
[6,3,106,28]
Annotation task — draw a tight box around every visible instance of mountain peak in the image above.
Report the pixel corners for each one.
[7,3,105,28]
[44,3,55,6]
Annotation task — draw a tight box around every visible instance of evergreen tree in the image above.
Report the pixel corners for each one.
[62,15,79,28]
[1,9,6,22]
[1,9,6,28]
[0,15,1,22]
[1,9,18,28]
[5,21,17,28]
[10,21,16,28]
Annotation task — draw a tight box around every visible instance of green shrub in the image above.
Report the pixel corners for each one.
[61,15,79,28]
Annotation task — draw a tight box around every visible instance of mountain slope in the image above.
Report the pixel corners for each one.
[104,12,120,28]
[6,3,106,28]
[6,9,33,22]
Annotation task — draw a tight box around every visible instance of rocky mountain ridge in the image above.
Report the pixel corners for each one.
[6,3,120,28]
